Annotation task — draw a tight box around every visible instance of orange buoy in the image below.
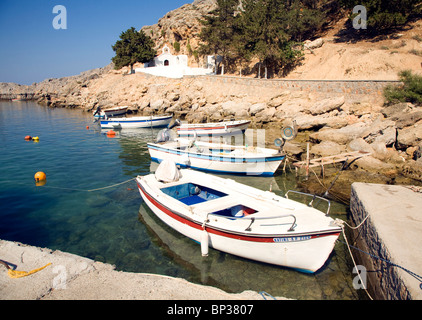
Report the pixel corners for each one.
[106,130,116,137]
[34,172,46,182]
[86,126,89,129]
[25,135,32,141]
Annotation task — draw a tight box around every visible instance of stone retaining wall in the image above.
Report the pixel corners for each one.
[350,184,411,300]
[186,75,400,96]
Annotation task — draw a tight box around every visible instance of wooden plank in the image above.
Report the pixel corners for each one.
[293,151,371,169]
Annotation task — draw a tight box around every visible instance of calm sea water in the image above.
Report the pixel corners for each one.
[0,101,361,299]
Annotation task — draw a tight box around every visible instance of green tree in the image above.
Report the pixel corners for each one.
[199,0,239,73]
[111,27,156,73]
[284,0,326,42]
[239,0,303,77]
[340,0,421,31]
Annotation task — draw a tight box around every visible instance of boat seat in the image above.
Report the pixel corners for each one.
[178,195,207,206]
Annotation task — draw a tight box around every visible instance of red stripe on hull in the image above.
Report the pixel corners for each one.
[137,181,340,243]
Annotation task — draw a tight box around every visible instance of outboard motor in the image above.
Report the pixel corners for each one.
[155,119,181,143]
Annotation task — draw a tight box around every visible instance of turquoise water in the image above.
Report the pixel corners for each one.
[0,101,360,299]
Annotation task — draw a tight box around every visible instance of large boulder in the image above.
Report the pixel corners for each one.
[249,103,267,116]
[397,120,422,149]
[309,96,345,115]
[310,122,368,144]
[220,100,251,117]
[310,141,346,157]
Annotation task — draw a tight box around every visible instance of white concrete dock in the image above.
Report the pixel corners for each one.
[350,183,422,300]
[0,240,283,300]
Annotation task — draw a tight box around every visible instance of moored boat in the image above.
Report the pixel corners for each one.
[136,161,342,273]
[93,106,128,118]
[100,114,173,129]
[148,138,285,176]
[176,120,250,136]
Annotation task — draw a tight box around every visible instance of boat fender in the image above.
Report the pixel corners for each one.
[201,229,209,257]
[181,154,190,166]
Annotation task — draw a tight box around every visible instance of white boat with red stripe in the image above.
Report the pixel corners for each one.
[176,120,250,136]
[136,160,342,273]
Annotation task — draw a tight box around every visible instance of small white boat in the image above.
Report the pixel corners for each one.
[148,138,285,176]
[93,106,128,118]
[136,161,342,273]
[176,120,250,136]
[100,115,173,129]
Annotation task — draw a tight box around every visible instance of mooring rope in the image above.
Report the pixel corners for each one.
[1,177,137,192]
[335,218,422,299]
[338,234,422,287]
[39,177,137,192]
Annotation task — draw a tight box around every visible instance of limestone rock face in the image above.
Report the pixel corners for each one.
[141,0,217,67]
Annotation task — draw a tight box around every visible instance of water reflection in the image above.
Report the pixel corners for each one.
[0,102,360,300]
[138,201,358,300]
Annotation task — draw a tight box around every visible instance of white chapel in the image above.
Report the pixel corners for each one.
[135,44,215,78]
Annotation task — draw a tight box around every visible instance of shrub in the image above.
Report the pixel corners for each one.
[384,70,422,105]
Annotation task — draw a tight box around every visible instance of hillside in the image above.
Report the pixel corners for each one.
[139,0,421,80]
[141,0,218,68]
[287,17,422,80]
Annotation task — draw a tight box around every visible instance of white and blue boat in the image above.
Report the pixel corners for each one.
[147,137,285,176]
[100,114,173,129]
[136,161,341,273]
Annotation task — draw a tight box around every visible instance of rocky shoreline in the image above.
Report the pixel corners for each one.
[1,68,422,202]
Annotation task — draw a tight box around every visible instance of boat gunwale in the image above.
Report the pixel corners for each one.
[136,176,342,242]
[101,115,173,124]
[176,120,251,130]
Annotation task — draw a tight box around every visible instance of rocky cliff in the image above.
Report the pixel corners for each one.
[141,0,217,67]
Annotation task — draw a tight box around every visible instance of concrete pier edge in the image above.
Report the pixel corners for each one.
[0,239,287,300]
[350,182,422,300]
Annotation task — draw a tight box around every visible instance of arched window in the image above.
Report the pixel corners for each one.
[164,60,169,66]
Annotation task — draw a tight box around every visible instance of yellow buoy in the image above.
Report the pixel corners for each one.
[34,171,46,182]
[32,136,39,141]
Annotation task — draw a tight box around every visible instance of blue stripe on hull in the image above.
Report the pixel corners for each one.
[150,157,276,176]
[148,144,285,163]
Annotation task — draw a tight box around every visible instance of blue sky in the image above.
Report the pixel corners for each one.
[0,0,190,85]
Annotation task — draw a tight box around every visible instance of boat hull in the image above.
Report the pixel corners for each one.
[100,115,172,129]
[177,120,250,136]
[147,142,284,176]
[136,171,341,273]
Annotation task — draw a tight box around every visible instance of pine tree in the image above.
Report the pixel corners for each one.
[239,0,302,77]
[111,27,156,73]
[340,0,421,31]
[198,0,239,74]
